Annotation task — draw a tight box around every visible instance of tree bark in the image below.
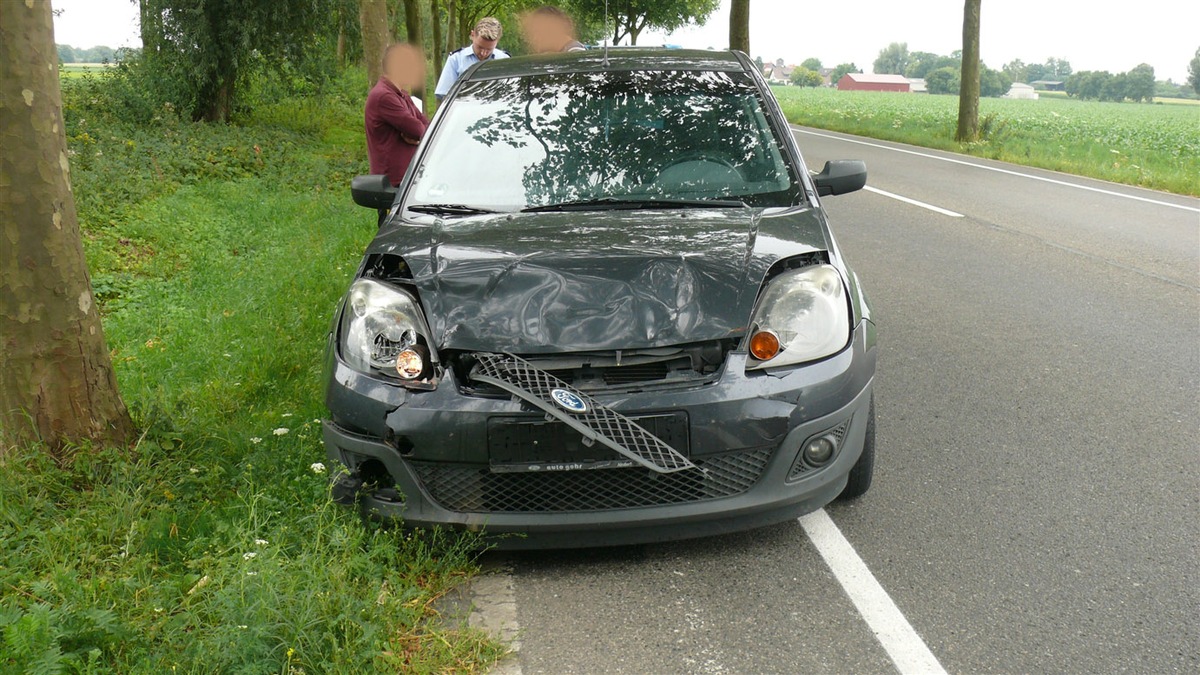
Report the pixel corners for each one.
[729,0,750,53]
[429,0,444,77]
[0,0,134,455]
[445,0,457,49]
[360,0,390,86]
[402,0,422,47]
[956,0,981,142]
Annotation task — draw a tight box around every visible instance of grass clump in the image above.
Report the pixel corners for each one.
[1,68,505,673]
[773,86,1200,196]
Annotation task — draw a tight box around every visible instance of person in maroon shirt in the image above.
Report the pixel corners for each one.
[365,44,430,190]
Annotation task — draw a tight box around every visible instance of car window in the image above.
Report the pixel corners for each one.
[408,69,802,212]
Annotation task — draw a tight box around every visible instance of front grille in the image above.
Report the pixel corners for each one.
[411,448,773,513]
[472,353,695,473]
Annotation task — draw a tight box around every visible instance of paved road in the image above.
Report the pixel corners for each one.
[476,127,1200,674]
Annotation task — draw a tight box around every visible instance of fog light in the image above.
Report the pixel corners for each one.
[803,436,836,466]
[749,330,781,361]
[395,347,425,380]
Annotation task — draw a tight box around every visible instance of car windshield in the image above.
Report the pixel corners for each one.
[407,69,802,213]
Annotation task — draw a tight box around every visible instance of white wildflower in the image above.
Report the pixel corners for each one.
[249,437,262,444]
[310,462,326,475]
[246,571,258,577]
[282,413,293,418]
[243,551,257,560]
[254,538,268,546]
[274,428,289,436]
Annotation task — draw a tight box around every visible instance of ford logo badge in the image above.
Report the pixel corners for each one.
[550,388,588,413]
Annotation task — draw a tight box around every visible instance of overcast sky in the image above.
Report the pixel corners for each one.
[53,0,1199,82]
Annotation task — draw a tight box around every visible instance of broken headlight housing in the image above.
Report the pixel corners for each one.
[339,278,435,382]
[745,265,851,370]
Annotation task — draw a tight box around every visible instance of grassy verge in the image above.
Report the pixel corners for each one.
[772,86,1200,196]
[1,71,505,672]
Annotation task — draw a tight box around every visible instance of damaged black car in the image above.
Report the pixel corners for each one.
[324,49,877,547]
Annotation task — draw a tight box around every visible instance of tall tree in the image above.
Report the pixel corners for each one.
[1190,47,1200,94]
[574,0,720,46]
[137,0,339,122]
[1125,63,1155,103]
[1,0,134,454]
[800,57,822,71]
[829,62,859,84]
[399,0,423,47]
[955,0,981,142]
[729,0,749,53]
[360,0,391,85]
[430,0,445,77]
[872,42,910,74]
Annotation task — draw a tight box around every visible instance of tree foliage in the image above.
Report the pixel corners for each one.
[830,62,860,84]
[872,42,910,75]
[137,0,341,122]
[980,66,1012,98]
[926,66,960,95]
[1190,47,1200,94]
[1066,64,1156,102]
[789,66,823,87]
[800,57,822,71]
[573,0,720,46]
[905,50,957,78]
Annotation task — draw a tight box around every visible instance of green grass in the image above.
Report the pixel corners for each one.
[1,70,506,673]
[772,87,1200,196]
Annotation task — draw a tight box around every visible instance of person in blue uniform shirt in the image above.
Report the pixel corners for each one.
[434,17,508,102]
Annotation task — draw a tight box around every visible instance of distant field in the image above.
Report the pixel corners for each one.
[772,87,1200,196]
[59,62,113,79]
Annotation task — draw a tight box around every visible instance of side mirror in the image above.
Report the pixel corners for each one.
[813,160,867,197]
[351,174,398,210]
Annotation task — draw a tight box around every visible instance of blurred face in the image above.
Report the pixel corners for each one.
[521,14,563,55]
[383,45,426,92]
[471,32,499,61]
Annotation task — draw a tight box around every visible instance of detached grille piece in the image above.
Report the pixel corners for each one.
[411,448,772,513]
[471,353,696,474]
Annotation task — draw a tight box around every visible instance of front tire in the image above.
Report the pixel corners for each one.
[838,397,875,500]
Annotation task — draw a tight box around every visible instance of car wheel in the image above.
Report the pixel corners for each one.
[838,396,875,500]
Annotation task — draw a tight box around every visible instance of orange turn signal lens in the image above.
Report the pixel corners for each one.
[748,330,781,361]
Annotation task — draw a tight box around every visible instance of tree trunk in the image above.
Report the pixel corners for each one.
[138,0,160,58]
[360,0,390,85]
[0,0,134,456]
[429,0,444,76]
[402,0,422,47]
[445,0,457,49]
[956,0,981,142]
[337,27,346,67]
[729,0,750,53]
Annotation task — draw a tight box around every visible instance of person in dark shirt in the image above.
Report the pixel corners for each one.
[365,44,430,196]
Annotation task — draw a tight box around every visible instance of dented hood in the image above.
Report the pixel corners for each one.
[367,208,828,353]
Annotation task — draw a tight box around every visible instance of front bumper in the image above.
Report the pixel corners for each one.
[322,322,876,548]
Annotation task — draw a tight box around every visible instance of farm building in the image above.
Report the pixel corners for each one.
[1003,82,1039,100]
[837,73,911,92]
[908,78,928,93]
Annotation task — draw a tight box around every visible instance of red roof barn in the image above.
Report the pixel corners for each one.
[836,73,912,92]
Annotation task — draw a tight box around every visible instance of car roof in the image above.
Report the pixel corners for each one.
[466,48,750,81]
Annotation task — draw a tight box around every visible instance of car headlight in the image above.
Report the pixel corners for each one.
[339,278,434,381]
[745,264,851,370]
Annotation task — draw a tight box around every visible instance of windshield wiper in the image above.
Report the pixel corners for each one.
[522,197,747,213]
[407,203,499,216]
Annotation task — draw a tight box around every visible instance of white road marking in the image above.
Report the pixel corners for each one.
[800,509,948,675]
[794,127,1200,214]
[863,186,965,218]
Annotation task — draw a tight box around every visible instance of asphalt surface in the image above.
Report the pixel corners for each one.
[479,127,1200,674]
